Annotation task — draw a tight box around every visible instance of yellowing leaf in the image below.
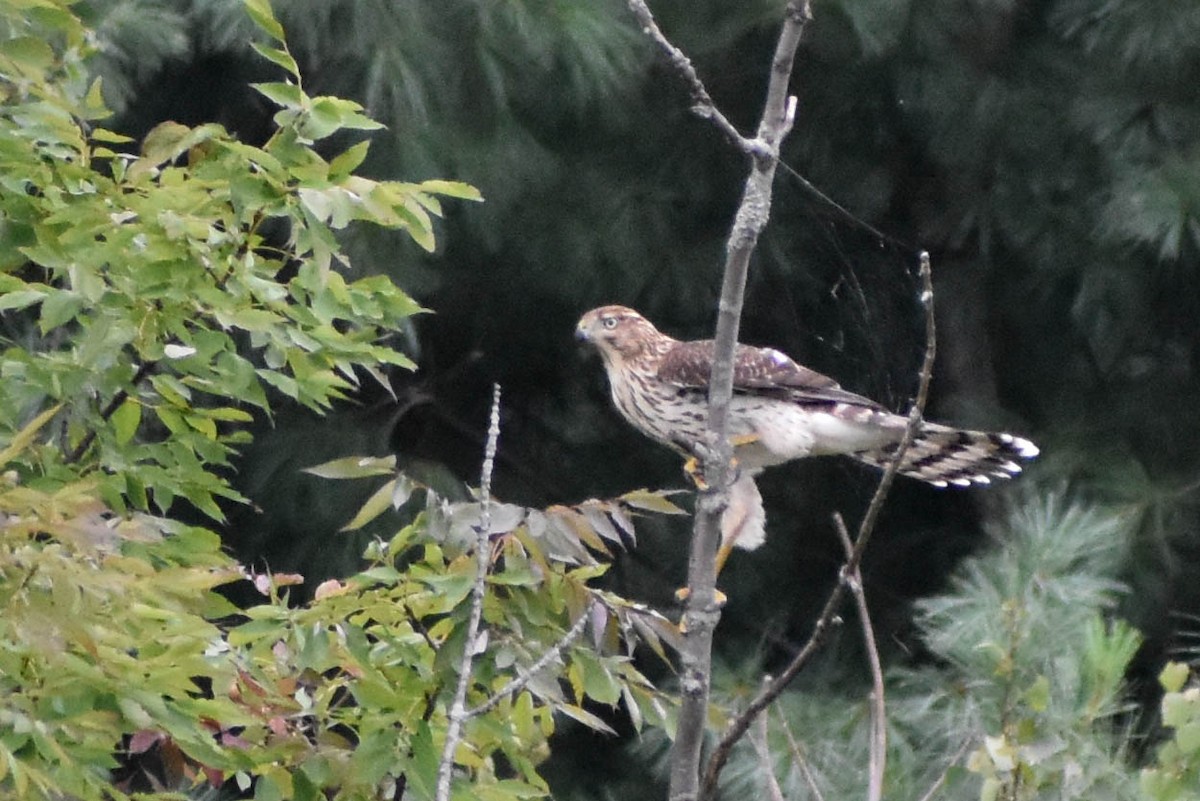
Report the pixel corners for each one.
[1160,661,1190,694]
[419,179,483,202]
[0,404,62,465]
[340,478,397,532]
[620,488,687,515]
[557,704,616,735]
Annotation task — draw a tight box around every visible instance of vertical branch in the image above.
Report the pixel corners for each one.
[668,4,812,801]
[834,513,886,801]
[700,251,937,799]
[435,383,501,801]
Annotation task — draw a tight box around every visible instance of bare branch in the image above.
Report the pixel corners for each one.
[915,737,974,801]
[435,383,501,801]
[834,513,886,801]
[777,707,827,801]
[624,0,755,155]
[466,600,595,718]
[701,250,937,800]
[658,4,812,801]
[749,702,786,801]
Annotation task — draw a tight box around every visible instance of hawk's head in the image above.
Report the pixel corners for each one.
[575,306,663,363]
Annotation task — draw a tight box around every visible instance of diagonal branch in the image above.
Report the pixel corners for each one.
[700,251,936,800]
[466,600,595,718]
[624,0,757,156]
[435,383,501,801]
[64,360,156,465]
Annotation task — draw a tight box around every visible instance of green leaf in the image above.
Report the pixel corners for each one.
[253,81,306,110]
[1176,721,1200,755]
[302,455,397,479]
[0,36,54,75]
[250,42,299,80]
[0,289,47,311]
[38,291,84,333]
[243,0,286,42]
[328,141,371,179]
[111,399,141,445]
[419,180,483,202]
[1160,662,1190,694]
[1163,691,1197,729]
[139,120,192,163]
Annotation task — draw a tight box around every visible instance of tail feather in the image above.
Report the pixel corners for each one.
[854,424,1039,487]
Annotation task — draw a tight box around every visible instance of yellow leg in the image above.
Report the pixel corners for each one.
[715,540,734,575]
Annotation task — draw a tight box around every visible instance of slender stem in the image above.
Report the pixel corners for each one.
[700,251,937,800]
[466,600,594,718]
[749,702,786,801]
[834,513,886,801]
[624,0,755,155]
[435,383,501,801]
[776,707,827,801]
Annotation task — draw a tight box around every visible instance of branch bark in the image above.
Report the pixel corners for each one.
[834,513,886,801]
[629,3,813,800]
[435,383,501,801]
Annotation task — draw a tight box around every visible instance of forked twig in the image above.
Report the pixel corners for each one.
[700,251,936,800]
[435,384,501,801]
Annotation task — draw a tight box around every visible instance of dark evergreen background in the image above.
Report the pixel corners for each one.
[86,0,1200,794]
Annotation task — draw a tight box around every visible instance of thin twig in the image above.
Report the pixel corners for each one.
[749,702,786,801]
[914,737,974,801]
[776,706,827,801]
[466,600,595,718]
[833,513,886,801]
[701,250,936,800]
[435,383,501,801]
[64,360,156,464]
[624,0,756,155]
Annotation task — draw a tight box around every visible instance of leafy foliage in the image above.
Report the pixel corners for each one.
[0,2,684,799]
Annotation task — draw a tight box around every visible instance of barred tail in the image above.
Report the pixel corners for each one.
[853,423,1039,487]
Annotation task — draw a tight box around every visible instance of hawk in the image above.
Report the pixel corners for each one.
[575,305,1038,568]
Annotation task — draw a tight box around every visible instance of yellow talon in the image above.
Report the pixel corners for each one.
[674,586,728,606]
[730,433,761,448]
[682,456,709,490]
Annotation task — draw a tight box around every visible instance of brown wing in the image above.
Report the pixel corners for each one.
[656,340,884,409]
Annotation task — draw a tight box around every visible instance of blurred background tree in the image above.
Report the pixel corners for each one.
[75,0,1200,795]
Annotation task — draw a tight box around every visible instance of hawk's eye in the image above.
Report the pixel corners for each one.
[602,317,619,330]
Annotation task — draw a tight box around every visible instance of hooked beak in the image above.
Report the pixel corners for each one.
[574,320,592,343]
